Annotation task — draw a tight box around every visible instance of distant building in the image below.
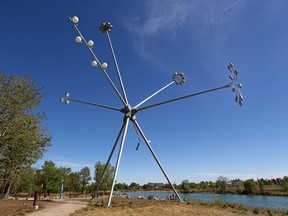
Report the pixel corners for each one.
[147,182,165,190]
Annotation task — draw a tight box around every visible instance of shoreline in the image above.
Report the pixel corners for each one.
[115,190,288,197]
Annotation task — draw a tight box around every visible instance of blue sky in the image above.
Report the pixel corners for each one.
[1,0,288,184]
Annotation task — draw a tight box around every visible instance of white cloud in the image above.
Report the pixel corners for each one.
[124,0,245,71]
[55,161,93,170]
[123,0,288,75]
[139,0,187,38]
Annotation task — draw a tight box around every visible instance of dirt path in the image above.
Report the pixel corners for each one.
[27,199,88,216]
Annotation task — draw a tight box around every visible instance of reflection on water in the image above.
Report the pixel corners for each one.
[115,191,288,210]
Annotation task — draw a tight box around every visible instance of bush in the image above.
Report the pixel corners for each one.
[253,207,260,214]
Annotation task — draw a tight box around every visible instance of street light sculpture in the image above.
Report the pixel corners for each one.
[60,16,243,207]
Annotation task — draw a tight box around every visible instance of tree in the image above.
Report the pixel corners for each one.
[243,179,259,194]
[0,72,51,199]
[59,167,71,192]
[66,172,81,193]
[94,161,115,194]
[257,178,265,194]
[79,166,91,194]
[216,176,229,193]
[129,182,140,190]
[115,182,127,191]
[180,179,190,193]
[40,161,62,195]
[281,176,288,191]
[13,167,38,195]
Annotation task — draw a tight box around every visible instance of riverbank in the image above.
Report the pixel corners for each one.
[72,196,288,216]
[114,191,288,209]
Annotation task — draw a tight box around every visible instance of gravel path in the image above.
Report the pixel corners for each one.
[27,199,88,216]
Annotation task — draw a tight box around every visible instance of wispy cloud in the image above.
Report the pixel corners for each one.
[124,0,245,71]
[55,161,93,170]
[123,0,287,74]
[136,0,187,38]
[123,0,188,72]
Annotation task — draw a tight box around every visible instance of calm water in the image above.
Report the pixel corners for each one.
[115,191,288,210]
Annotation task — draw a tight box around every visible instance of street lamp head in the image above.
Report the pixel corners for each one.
[91,60,98,67]
[72,16,79,24]
[173,72,186,85]
[100,22,113,33]
[75,36,82,43]
[228,63,234,72]
[88,40,94,47]
[102,62,108,69]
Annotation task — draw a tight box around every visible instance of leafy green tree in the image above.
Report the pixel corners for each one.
[94,161,115,194]
[235,181,244,193]
[0,72,51,199]
[80,166,91,194]
[85,182,96,194]
[216,176,228,193]
[59,167,71,192]
[243,179,259,194]
[199,181,209,190]
[280,176,288,191]
[66,172,81,193]
[40,161,62,194]
[13,167,38,195]
[180,179,190,193]
[129,182,140,190]
[115,183,127,191]
[208,181,217,190]
[258,179,265,194]
[189,182,198,189]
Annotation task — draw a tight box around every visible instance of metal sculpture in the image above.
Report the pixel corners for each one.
[60,16,243,207]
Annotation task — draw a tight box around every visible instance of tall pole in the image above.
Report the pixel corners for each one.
[94,122,126,198]
[132,119,182,202]
[107,118,130,207]
[106,31,129,104]
[60,179,64,199]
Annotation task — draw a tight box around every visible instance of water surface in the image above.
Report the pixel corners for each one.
[115,191,288,210]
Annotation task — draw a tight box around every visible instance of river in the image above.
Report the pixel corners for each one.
[115,191,288,210]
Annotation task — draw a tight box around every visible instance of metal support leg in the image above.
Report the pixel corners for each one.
[94,122,126,198]
[107,118,130,207]
[133,119,182,202]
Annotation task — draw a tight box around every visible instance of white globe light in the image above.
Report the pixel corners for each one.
[88,40,94,47]
[72,16,79,24]
[91,61,97,67]
[102,62,108,69]
[75,36,82,43]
